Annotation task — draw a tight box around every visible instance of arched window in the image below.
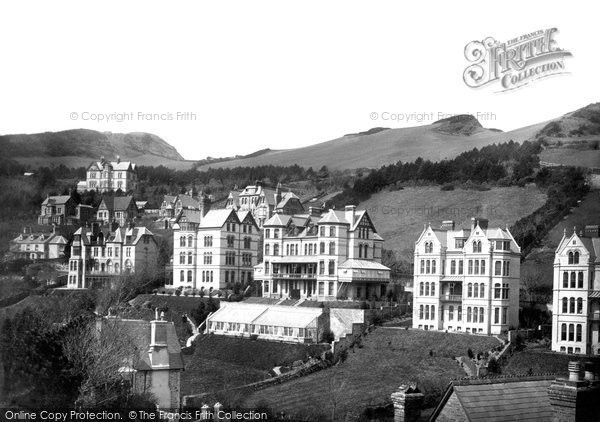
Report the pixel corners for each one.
[473,307,478,322]
[569,298,575,314]
[578,272,584,289]
[568,324,574,341]
[480,284,485,298]
[451,260,456,274]
[458,306,462,321]
[473,283,478,298]
[577,298,583,314]
[467,307,472,322]
[328,261,335,275]
[563,272,569,288]
[431,282,435,296]
[425,305,430,320]
[187,270,192,282]
[495,261,501,275]
[570,272,576,288]
[477,241,482,252]
[431,260,436,274]
[576,324,582,342]
[561,323,567,341]
[479,307,484,323]
[187,251,193,264]
[187,235,193,247]
[364,245,369,258]
[458,261,463,274]
[107,260,113,273]
[468,283,473,297]
[125,259,132,272]
[562,297,568,313]
[419,282,424,296]
[419,305,423,319]
[481,260,486,274]
[574,252,579,264]
[494,283,501,298]
[114,263,120,273]
[425,282,430,296]
[449,306,454,320]
[568,251,573,264]
[329,242,335,255]
[265,244,270,256]
[431,305,435,320]
[179,252,185,264]
[474,260,479,274]
[420,260,424,274]
[180,270,185,282]
[320,242,325,254]
[202,271,205,282]
[180,236,186,247]
[473,241,478,252]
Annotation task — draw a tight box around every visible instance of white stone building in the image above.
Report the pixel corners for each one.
[67,223,158,289]
[9,227,67,260]
[551,225,600,355]
[412,218,521,335]
[77,156,137,193]
[254,205,390,301]
[170,208,261,292]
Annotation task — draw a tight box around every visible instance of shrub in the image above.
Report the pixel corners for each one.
[467,348,474,359]
[175,289,182,296]
[321,329,335,344]
[487,357,501,374]
[339,348,349,363]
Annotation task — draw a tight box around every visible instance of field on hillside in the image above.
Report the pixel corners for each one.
[182,334,329,396]
[359,185,547,255]
[540,148,600,168]
[242,328,500,420]
[196,121,546,171]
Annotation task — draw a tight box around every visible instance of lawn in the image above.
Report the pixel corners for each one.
[182,334,329,397]
[502,346,581,376]
[241,328,500,421]
[359,185,547,255]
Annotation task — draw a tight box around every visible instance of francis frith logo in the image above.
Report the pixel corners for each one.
[463,28,572,92]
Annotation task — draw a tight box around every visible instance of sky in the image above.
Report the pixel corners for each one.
[0,1,597,160]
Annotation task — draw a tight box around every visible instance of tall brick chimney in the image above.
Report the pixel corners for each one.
[391,384,424,422]
[548,361,600,422]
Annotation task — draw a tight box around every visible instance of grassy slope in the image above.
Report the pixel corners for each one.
[242,328,500,420]
[521,190,600,287]
[196,122,546,171]
[503,346,581,376]
[359,186,547,255]
[182,334,328,396]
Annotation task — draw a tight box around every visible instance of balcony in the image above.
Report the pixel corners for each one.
[272,273,317,280]
[440,294,462,302]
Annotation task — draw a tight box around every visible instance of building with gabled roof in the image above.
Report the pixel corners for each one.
[225,182,304,227]
[67,222,158,289]
[254,205,390,301]
[77,156,137,193]
[96,195,138,227]
[98,312,183,409]
[412,218,521,335]
[9,226,68,260]
[38,194,78,225]
[552,225,600,355]
[170,206,261,292]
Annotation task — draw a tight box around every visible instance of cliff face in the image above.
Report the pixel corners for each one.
[0,129,184,162]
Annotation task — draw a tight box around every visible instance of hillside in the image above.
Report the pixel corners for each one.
[359,185,547,255]
[196,119,547,171]
[242,328,500,420]
[1,129,189,169]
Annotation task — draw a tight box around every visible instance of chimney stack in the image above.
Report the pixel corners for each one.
[441,220,455,230]
[470,217,489,231]
[345,205,357,224]
[548,360,600,422]
[391,384,424,422]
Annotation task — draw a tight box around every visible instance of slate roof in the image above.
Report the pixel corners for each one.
[431,376,556,422]
[41,195,73,206]
[199,209,237,228]
[88,159,136,172]
[100,196,137,211]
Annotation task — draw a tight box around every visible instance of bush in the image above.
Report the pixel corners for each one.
[487,357,501,374]
[321,329,335,344]
[467,348,474,359]
[339,348,349,363]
